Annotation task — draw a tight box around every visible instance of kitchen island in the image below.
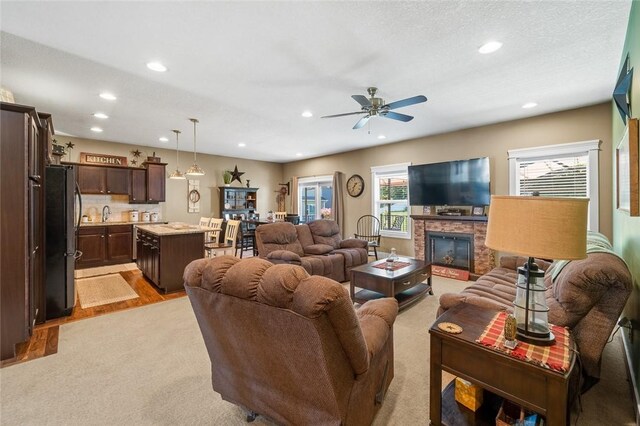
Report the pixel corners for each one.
[135,223,213,293]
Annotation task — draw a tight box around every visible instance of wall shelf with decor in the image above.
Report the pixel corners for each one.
[219,186,258,219]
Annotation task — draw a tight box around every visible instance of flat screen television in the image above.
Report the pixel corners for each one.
[408,157,491,206]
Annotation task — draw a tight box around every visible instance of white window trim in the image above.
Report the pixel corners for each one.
[371,163,411,239]
[508,140,600,231]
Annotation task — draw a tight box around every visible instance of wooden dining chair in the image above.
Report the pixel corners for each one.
[208,217,224,244]
[274,211,287,222]
[205,220,240,258]
[354,215,381,260]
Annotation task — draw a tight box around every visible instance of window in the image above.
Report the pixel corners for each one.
[508,140,600,231]
[298,176,333,223]
[371,163,411,239]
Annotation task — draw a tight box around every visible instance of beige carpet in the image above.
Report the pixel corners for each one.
[75,273,139,308]
[0,276,635,425]
[74,262,138,279]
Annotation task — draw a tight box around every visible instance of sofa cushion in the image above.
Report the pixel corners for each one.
[340,238,368,249]
[256,222,305,257]
[304,244,335,255]
[308,220,342,248]
[266,250,302,264]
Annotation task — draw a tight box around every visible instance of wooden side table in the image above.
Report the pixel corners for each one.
[429,304,576,425]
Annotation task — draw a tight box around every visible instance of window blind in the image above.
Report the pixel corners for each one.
[518,154,587,197]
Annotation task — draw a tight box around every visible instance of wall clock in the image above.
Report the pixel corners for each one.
[346,174,365,197]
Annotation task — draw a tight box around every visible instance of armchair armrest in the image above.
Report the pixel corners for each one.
[357,298,398,359]
[266,250,302,265]
[340,238,368,249]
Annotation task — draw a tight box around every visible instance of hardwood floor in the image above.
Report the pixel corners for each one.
[1,268,184,368]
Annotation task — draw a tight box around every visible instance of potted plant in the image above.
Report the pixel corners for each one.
[223,170,232,186]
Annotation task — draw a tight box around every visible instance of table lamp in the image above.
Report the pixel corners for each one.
[485,195,588,345]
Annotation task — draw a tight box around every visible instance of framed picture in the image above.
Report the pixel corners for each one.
[616,118,639,216]
[472,206,485,216]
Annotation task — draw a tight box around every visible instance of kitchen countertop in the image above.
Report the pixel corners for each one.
[80,221,167,227]
[136,222,215,236]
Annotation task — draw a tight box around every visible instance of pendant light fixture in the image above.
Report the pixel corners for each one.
[186,118,205,176]
[169,129,185,180]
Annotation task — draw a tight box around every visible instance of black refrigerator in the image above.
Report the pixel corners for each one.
[45,165,81,319]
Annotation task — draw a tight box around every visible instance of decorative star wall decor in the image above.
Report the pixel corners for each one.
[131,149,142,158]
[230,165,245,184]
[65,141,75,149]
[613,54,634,124]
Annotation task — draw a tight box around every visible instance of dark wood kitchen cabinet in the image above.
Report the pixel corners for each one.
[136,227,203,292]
[77,165,129,195]
[70,161,165,203]
[145,163,166,202]
[106,167,130,194]
[1,102,48,361]
[129,169,147,203]
[76,225,132,269]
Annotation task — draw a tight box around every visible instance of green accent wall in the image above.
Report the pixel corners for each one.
[612,0,640,410]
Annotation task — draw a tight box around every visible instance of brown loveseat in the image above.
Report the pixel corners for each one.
[438,232,632,391]
[255,220,368,282]
[184,256,398,425]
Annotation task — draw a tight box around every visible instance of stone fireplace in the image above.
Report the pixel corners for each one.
[411,215,495,280]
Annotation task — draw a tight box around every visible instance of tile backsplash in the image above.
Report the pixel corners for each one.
[81,194,161,222]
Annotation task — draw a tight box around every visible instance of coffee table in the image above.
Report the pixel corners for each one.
[350,257,432,309]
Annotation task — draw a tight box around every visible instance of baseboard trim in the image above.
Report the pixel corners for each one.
[621,331,640,426]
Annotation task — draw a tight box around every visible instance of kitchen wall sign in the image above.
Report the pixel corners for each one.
[188,180,200,213]
[80,152,128,167]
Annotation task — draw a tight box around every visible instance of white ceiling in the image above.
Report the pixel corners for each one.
[0,1,631,163]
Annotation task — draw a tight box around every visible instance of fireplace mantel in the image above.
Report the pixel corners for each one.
[410,214,488,222]
[412,215,495,280]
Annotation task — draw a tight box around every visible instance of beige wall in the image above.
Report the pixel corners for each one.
[61,136,283,223]
[284,103,613,256]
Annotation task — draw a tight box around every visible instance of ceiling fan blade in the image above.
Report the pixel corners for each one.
[321,111,366,119]
[352,95,372,107]
[353,116,370,129]
[381,111,413,122]
[385,95,427,110]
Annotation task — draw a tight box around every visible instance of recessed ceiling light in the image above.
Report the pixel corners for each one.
[301,111,313,118]
[295,153,302,157]
[90,127,103,133]
[478,41,503,54]
[378,135,386,140]
[159,137,169,142]
[93,112,109,119]
[99,92,117,101]
[146,61,167,72]
[522,102,538,109]
[238,143,246,147]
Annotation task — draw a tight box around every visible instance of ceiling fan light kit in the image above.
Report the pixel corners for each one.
[322,87,427,130]
[185,118,205,176]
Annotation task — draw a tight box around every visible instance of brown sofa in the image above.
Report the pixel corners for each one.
[255,220,368,282]
[438,232,632,391]
[184,255,398,425]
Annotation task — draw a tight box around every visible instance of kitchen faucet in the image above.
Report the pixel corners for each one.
[102,205,111,223]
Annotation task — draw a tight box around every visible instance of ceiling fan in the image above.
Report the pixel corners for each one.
[321,87,427,129]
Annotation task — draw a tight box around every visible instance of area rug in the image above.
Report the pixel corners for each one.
[75,273,139,308]
[74,262,139,279]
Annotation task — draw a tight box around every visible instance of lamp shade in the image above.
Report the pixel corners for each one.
[485,195,589,260]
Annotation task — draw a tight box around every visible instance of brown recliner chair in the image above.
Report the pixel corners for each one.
[184,256,398,425]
